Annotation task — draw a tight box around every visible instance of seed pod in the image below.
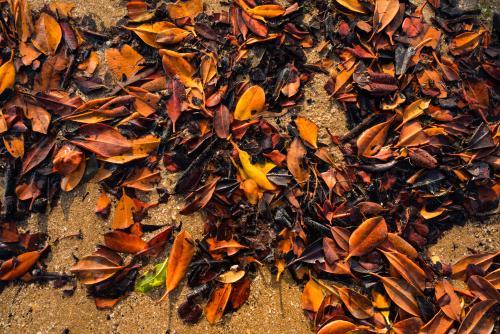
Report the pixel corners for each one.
[408,148,437,168]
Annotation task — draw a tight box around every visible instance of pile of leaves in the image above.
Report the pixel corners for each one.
[0,0,499,332]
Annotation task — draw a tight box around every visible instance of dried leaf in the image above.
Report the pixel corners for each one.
[301,278,324,312]
[381,250,426,291]
[104,231,147,254]
[337,287,375,319]
[71,124,131,158]
[334,0,367,14]
[105,44,144,80]
[295,117,318,148]
[32,13,62,55]
[378,276,421,317]
[164,230,195,295]
[112,191,137,230]
[457,299,497,334]
[287,137,308,186]
[70,253,123,285]
[237,147,276,191]
[0,53,15,95]
[356,118,392,157]
[373,0,400,33]
[348,216,388,258]
[206,283,232,324]
[452,252,499,280]
[167,0,203,20]
[317,320,357,334]
[467,275,500,301]
[217,270,245,284]
[0,250,42,281]
[234,85,265,121]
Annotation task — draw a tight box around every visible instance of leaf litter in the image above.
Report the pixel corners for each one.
[0,0,499,332]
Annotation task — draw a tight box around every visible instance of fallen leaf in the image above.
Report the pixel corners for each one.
[206,283,232,324]
[164,230,195,295]
[348,216,388,258]
[301,278,324,312]
[167,0,203,20]
[337,287,374,319]
[112,190,137,230]
[135,258,168,293]
[104,231,147,254]
[105,44,144,80]
[373,0,400,33]
[234,85,265,121]
[295,117,318,148]
[457,299,497,334]
[32,13,62,55]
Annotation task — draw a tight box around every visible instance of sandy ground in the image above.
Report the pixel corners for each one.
[0,1,498,334]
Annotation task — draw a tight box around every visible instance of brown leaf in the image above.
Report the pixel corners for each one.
[317,320,357,334]
[373,0,400,33]
[32,13,62,55]
[380,233,418,259]
[287,137,308,186]
[467,275,500,301]
[21,136,56,175]
[356,118,392,157]
[392,317,423,334]
[420,311,454,334]
[485,268,500,289]
[435,279,462,321]
[381,250,426,291]
[395,120,429,147]
[71,124,131,158]
[0,250,42,281]
[214,105,231,139]
[125,22,182,48]
[452,252,499,280]
[122,167,161,191]
[334,0,367,14]
[205,283,232,324]
[230,277,251,310]
[112,190,137,230]
[180,177,219,214]
[337,287,375,319]
[348,216,388,258]
[295,117,318,148]
[104,231,147,254]
[457,299,497,334]
[70,253,124,285]
[378,276,421,317]
[164,230,195,295]
[241,10,268,38]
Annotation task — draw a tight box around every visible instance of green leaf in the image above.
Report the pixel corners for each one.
[134,257,168,293]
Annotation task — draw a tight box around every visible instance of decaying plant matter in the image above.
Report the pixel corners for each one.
[0,0,498,332]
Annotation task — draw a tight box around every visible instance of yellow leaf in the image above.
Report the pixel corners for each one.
[32,13,62,55]
[335,0,368,14]
[247,5,285,18]
[234,85,265,121]
[237,146,276,191]
[3,134,24,158]
[402,99,430,125]
[295,117,318,148]
[160,49,196,87]
[0,53,15,95]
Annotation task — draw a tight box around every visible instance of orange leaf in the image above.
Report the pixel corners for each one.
[32,13,62,55]
[3,134,24,158]
[0,250,42,281]
[452,252,499,280]
[378,276,421,317]
[435,279,462,321]
[71,124,131,158]
[287,137,308,186]
[381,250,426,291]
[167,0,203,20]
[301,278,324,312]
[247,4,285,18]
[105,44,144,80]
[295,117,318,148]
[0,52,15,95]
[112,190,137,230]
[205,283,233,324]
[348,216,388,258]
[164,230,195,295]
[104,231,147,254]
[234,85,265,121]
[467,275,500,301]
